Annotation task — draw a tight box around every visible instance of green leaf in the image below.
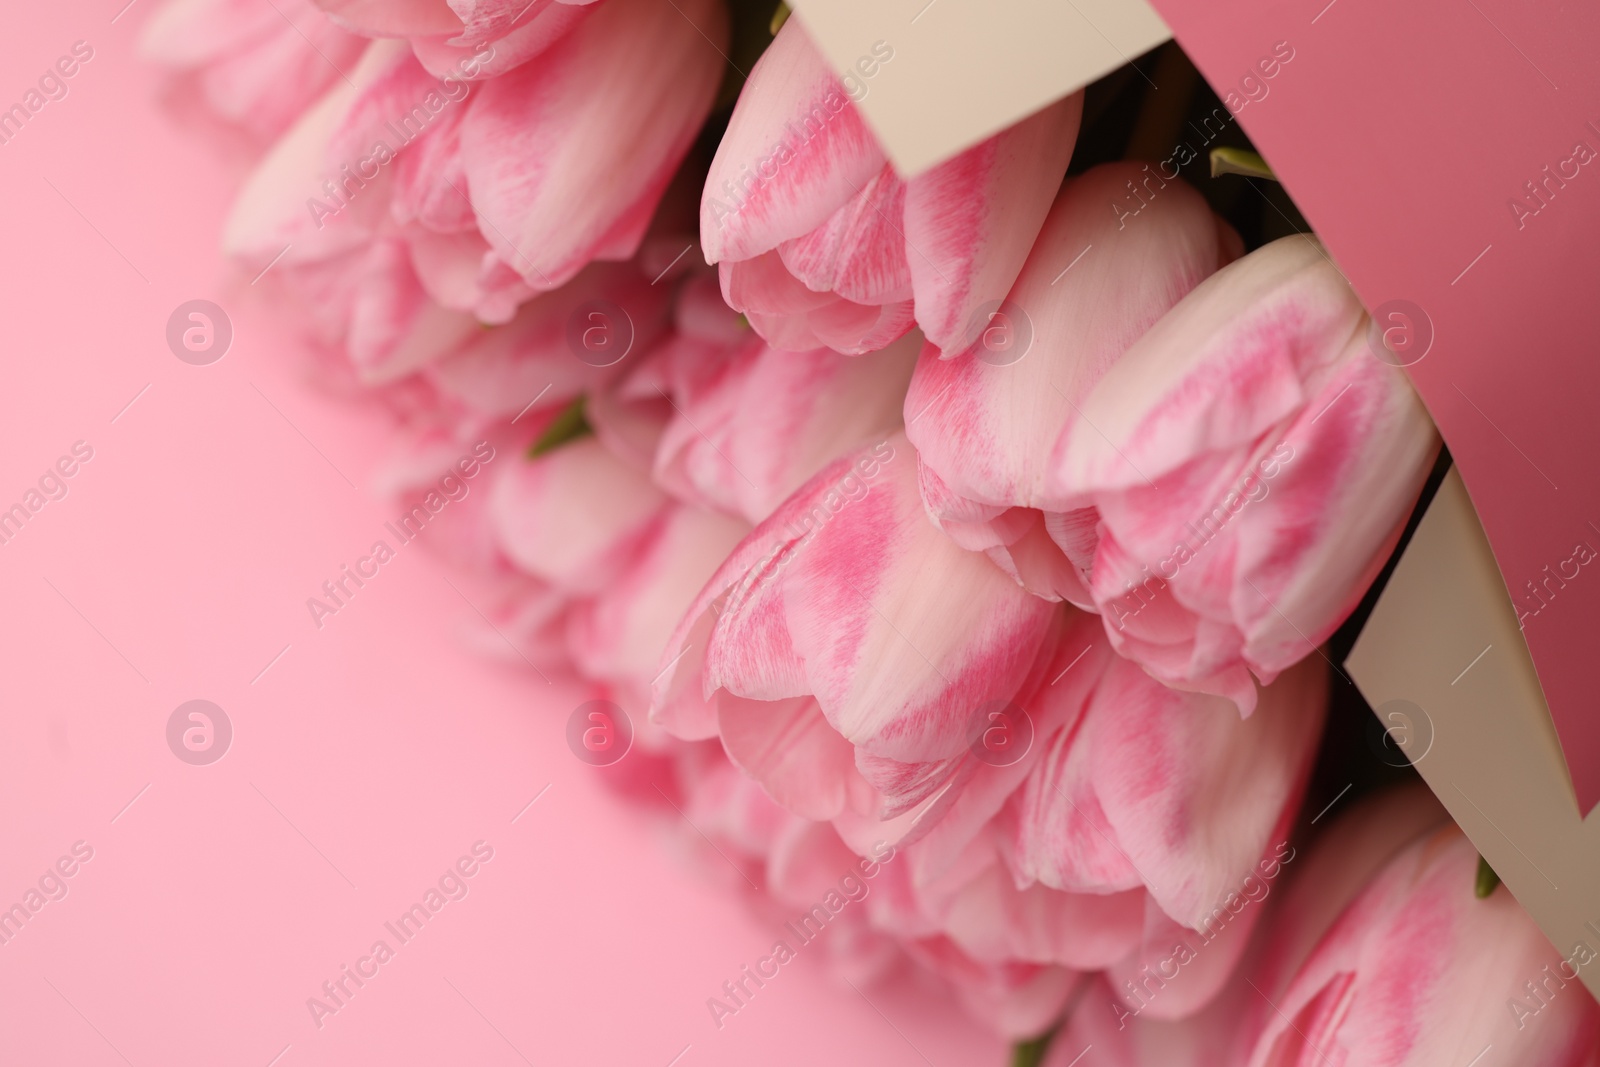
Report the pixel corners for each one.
[1475,854,1502,898]
[1209,146,1278,181]
[770,1,791,34]
[526,395,592,459]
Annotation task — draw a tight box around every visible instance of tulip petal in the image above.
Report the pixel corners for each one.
[311,0,464,37]
[460,0,725,289]
[718,694,859,821]
[905,93,1083,354]
[771,434,1056,762]
[489,437,668,593]
[569,502,749,683]
[699,19,886,263]
[776,165,913,306]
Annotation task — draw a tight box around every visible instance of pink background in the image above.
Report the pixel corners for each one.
[0,4,1001,1064]
[1153,0,1600,812]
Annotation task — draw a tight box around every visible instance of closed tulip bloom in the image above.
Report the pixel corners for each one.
[651,431,1057,793]
[1054,235,1440,713]
[653,328,920,523]
[227,0,722,350]
[141,0,367,141]
[701,18,1082,355]
[904,163,1239,603]
[1046,974,1252,1067]
[310,0,599,77]
[461,0,725,293]
[1246,825,1600,1067]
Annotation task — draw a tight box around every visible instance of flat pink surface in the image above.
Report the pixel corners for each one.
[0,5,1001,1065]
[1153,0,1600,812]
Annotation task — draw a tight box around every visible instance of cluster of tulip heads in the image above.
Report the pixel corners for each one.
[142,0,1596,1061]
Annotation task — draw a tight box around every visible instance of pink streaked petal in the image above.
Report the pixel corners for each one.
[855,749,969,821]
[410,0,590,77]
[1231,350,1439,676]
[650,463,865,737]
[1058,236,1362,494]
[1008,716,1141,895]
[657,333,917,523]
[776,165,913,306]
[444,0,552,43]
[699,20,886,263]
[777,433,1055,762]
[1088,655,1325,930]
[907,163,1227,519]
[1244,828,1600,1067]
[389,107,476,234]
[906,92,1083,353]
[459,0,725,290]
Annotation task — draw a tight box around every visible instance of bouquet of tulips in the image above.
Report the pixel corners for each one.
[143,0,1600,1061]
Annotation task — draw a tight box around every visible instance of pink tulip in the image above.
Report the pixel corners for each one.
[1007,634,1324,1021]
[651,433,1325,1015]
[1245,824,1600,1067]
[310,0,599,77]
[700,19,1083,355]
[1046,974,1251,1067]
[653,327,920,522]
[1054,235,1440,712]
[904,162,1240,603]
[226,0,723,342]
[141,0,367,141]
[651,429,1058,779]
